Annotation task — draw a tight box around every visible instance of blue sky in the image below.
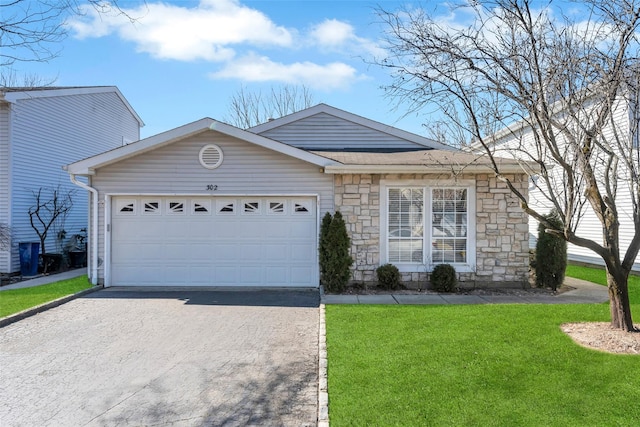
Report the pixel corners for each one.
[10,0,438,139]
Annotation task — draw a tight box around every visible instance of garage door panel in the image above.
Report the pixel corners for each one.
[165,265,189,282]
[189,266,214,284]
[212,223,238,238]
[187,243,214,261]
[291,244,314,261]
[291,267,313,284]
[266,266,288,285]
[240,267,262,284]
[242,245,263,261]
[266,244,288,261]
[289,221,316,238]
[111,196,318,287]
[213,244,239,260]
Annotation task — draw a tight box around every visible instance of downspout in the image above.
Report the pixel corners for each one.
[68,173,99,286]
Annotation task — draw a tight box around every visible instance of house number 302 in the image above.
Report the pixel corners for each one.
[206,185,218,191]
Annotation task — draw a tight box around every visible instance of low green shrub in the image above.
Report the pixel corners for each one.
[431,264,457,292]
[376,264,401,290]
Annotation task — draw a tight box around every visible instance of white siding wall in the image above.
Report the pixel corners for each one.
[6,91,140,273]
[91,130,334,281]
[258,112,426,150]
[492,97,639,271]
[0,103,10,272]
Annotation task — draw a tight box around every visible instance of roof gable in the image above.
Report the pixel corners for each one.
[0,86,144,127]
[248,103,452,151]
[65,118,340,175]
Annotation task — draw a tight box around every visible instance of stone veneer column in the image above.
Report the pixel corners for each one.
[473,173,530,287]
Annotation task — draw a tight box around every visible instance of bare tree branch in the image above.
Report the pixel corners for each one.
[223,85,316,129]
[376,0,640,330]
[0,0,141,67]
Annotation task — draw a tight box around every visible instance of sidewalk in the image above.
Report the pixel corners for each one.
[0,269,87,291]
[321,277,609,305]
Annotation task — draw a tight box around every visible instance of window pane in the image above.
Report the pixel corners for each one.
[388,188,424,263]
[431,187,468,264]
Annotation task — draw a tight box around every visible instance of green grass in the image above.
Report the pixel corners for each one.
[326,304,640,426]
[327,264,640,426]
[566,264,640,304]
[0,275,91,317]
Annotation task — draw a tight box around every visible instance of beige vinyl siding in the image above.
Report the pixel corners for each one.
[0,103,10,272]
[257,112,426,150]
[91,130,334,280]
[7,91,140,272]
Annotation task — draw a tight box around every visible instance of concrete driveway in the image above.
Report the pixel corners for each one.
[0,288,320,426]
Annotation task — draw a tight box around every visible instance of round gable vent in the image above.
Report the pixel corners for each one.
[199,144,224,169]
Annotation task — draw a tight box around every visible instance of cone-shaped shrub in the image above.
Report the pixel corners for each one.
[535,209,567,291]
[319,211,353,293]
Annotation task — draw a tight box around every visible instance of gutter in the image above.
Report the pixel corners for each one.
[67,172,99,286]
[323,164,532,175]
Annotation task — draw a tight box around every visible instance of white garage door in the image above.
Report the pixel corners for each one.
[110,196,318,287]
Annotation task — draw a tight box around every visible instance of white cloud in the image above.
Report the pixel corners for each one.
[68,0,293,61]
[209,53,364,90]
[311,19,355,48]
[309,19,385,58]
[68,1,380,90]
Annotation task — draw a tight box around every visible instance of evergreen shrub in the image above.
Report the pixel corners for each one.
[431,264,457,292]
[319,211,353,293]
[376,263,401,290]
[535,209,567,291]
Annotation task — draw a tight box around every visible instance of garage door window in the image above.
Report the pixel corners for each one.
[192,201,211,214]
[116,199,136,215]
[293,201,311,214]
[143,201,160,215]
[216,200,235,214]
[243,201,260,214]
[268,201,285,214]
[167,201,185,214]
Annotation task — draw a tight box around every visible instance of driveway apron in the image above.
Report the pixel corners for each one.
[0,288,320,426]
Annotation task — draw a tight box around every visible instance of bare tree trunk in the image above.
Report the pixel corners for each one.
[607,269,635,331]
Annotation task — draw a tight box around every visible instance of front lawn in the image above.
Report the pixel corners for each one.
[326,267,640,426]
[326,304,639,426]
[566,264,640,303]
[0,275,91,318]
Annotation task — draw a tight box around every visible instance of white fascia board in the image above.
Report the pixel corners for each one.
[324,164,530,175]
[3,86,144,127]
[249,103,454,151]
[66,118,339,175]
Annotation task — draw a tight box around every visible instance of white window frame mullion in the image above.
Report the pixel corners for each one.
[380,179,476,273]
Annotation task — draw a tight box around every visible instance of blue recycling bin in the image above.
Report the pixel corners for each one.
[19,242,40,276]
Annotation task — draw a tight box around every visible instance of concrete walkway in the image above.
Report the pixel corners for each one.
[0,268,87,291]
[321,277,609,305]
[1,269,609,305]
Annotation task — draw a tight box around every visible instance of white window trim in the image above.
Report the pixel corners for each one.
[380,179,476,273]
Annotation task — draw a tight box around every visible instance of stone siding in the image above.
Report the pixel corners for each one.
[334,173,530,288]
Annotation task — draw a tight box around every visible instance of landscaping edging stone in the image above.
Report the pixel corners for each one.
[0,286,103,328]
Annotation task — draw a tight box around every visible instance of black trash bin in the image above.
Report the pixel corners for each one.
[19,242,40,276]
[69,250,87,268]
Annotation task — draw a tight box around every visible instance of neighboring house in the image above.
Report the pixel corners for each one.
[65,104,531,288]
[478,93,640,273]
[0,87,143,274]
